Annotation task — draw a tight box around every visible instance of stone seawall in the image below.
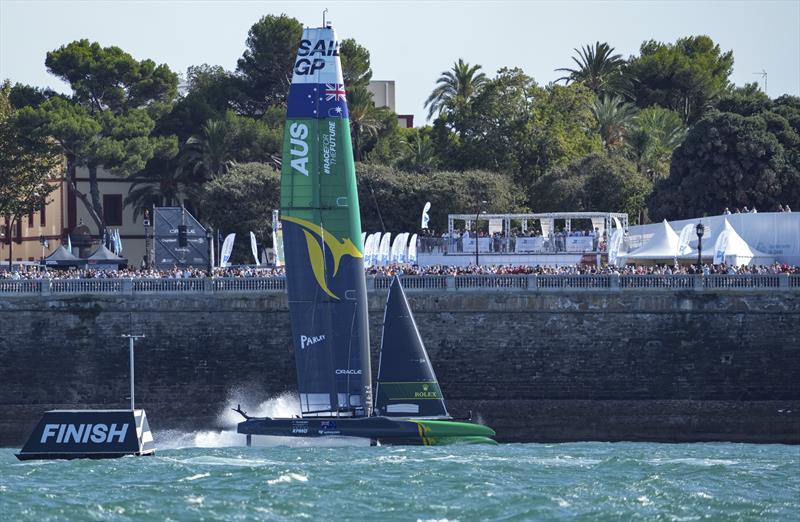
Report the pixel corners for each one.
[1,289,798,446]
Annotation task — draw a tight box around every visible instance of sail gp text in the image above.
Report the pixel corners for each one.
[294,39,339,75]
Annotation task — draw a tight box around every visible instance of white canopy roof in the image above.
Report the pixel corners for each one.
[712,219,773,265]
[622,220,679,260]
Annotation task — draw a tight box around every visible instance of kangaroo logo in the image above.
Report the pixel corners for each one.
[282,215,362,300]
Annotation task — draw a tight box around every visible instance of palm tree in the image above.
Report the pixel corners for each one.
[348,86,384,161]
[181,119,235,180]
[400,132,438,173]
[556,42,627,96]
[424,58,487,121]
[124,166,200,222]
[592,95,638,151]
[626,106,687,179]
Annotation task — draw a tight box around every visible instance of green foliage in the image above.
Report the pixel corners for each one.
[534,153,652,221]
[0,81,60,234]
[424,58,487,122]
[628,35,734,124]
[435,70,601,198]
[348,86,396,161]
[340,39,372,89]
[555,42,627,97]
[649,107,800,220]
[625,106,686,179]
[199,162,280,263]
[16,40,180,234]
[158,64,236,142]
[592,95,638,151]
[356,164,521,233]
[235,14,303,116]
[46,39,177,114]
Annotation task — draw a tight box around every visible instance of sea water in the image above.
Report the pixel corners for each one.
[2,395,798,521]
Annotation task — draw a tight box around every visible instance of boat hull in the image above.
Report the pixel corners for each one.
[237,416,496,446]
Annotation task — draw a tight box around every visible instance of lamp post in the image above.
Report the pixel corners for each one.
[474,200,487,267]
[695,222,705,271]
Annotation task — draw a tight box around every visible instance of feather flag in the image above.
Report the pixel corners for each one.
[220,233,236,268]
[249,231,260,266]
[421,202,431,229]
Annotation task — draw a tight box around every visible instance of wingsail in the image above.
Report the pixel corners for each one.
[281,25,372,417]
[375,277,449,418]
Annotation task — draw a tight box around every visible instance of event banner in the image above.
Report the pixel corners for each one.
[566,236,594,253]
[462,237,492,253]
[515,237,545,253]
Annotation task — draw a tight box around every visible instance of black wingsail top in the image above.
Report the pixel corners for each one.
[375,277,449,418]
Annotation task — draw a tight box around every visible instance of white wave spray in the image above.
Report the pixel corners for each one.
[156,389,368,449]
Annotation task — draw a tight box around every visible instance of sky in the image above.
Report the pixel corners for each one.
[1,0,799,125]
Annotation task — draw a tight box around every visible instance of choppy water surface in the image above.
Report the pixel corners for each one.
[2,439,798,521]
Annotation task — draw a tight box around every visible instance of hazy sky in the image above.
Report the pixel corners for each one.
[2,0,798,124]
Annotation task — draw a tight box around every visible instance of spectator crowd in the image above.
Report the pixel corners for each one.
[2,262,798,281]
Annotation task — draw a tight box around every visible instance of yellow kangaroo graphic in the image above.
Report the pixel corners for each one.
[282,215,363,300]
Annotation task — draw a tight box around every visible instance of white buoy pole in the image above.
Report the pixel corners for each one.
[121,334,145,411]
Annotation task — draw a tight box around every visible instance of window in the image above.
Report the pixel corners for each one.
[40,200,46,226]
[28,210,34,227]
[103,194,123,226]
[15,219,22,243]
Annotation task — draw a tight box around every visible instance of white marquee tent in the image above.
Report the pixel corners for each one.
[706,219,774,266]
[620,220,680,263]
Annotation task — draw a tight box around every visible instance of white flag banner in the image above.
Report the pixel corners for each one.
[390,233,405,264]
[220,233,236,268]
[249,231,260,266]
[363,233,376,268]
[378,233,392,266]
[608,229,623,266]
[408,233,418,264]
[713,230,729,264]
[67,234,72,254]
[677,224,695,257]
[399,232,411,263]
[612,216,622,231]
[421,202,431,229]
[370,232,382,265]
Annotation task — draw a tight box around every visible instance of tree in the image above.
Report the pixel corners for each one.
[555,42,627,97]
[181,119,235,180]
[625,106,686,179]
[235,14,304,116]
[17,40,179,237]
[628,36,734,124]
[424,58,487,122]
[348,86,389,161]
[199,162,280,263]
[340,38,372,90]
[0,81,60,267]
[592,95,638,151]
[396,128,439,173]
[648,109,799,220]
[356,164,520,233]
[534,153,652,221]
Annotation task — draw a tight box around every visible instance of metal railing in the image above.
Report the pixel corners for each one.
[1,274,797,296]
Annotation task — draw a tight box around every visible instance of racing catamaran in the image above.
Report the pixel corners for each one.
[236,21,495,445]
